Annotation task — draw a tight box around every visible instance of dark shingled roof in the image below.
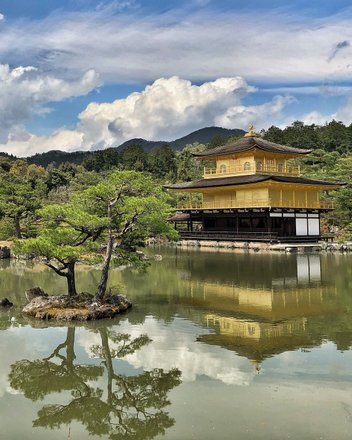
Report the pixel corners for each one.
[193,136,311,158]
[165,174,345,190]
[168,213,191,221]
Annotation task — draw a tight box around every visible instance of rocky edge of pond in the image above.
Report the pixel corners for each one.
[22,287,132,321]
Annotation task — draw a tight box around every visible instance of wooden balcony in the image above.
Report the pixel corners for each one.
[178,231,322,243]
[179,230,279,242]
[178,199,335,210]
[204,163,300,178]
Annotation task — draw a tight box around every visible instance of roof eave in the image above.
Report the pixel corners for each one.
[192,144,312,158]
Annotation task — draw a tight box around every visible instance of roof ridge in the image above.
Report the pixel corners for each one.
[193,135,311,158]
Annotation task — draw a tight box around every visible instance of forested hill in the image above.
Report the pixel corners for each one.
[118,127,245,152]
[27,150,89,167]
[27,126,245,167]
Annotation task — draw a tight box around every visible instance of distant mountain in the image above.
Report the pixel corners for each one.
[26,126,245,167]
[169,127,245,150]
[117,138,166,152]
[117,127,245,152]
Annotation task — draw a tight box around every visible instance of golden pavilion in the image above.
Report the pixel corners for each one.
[166,127,343,242]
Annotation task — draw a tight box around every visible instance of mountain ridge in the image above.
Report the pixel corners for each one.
[25,126,245,167]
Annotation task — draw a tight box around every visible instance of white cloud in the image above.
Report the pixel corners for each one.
[78,76,254,144]
[0,8,351,83]
[78,316,255,386]
[0,64,99,143]
[301,96,352,126]
[0,75,295,156]
[215,95,295,130]
[301,110,332,126]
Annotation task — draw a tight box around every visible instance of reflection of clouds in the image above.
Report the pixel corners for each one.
[268,342,352,378]
[0,330,28,397]
[0,326,67,397]
[78,317,255,386]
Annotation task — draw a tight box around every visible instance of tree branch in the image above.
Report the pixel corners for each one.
[44,262,67,277]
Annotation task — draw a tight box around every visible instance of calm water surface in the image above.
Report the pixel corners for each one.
[1,248,352,439]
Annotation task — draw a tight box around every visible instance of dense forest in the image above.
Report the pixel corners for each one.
[0,120,351,242]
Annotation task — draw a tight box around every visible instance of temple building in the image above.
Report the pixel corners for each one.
[166,127,343,242]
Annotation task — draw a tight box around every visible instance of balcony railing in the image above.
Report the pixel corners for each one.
[178,199,335,210]
[179,231,279,241]
[204,163,300,178]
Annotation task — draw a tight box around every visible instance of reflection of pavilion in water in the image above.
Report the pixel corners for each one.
[186,255,340,364]
[188,255,337,320]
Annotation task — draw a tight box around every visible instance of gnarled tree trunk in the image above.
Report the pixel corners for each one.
[95,207,113,302]
[65,262,77,297]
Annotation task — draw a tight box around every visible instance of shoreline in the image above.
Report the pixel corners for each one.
[148,238,352,253]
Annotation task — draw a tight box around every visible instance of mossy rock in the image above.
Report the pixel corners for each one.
[22,293,132,321]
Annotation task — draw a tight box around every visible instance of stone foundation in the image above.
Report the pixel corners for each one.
[174,239,352,253]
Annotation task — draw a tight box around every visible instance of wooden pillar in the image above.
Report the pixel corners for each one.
[188,193,192,209]
[249,212,253,232]
[305,190,308,209]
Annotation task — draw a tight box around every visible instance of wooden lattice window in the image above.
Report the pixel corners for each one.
[219,164,227,173]
[244,161,251,171]
[255,160,263,171]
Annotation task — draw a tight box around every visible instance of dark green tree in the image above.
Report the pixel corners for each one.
[121,144,147,171]
[147,144,176,180]
[0,172,43,238]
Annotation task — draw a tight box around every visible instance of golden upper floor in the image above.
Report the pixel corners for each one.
[204,155,301,179]
[193,132,310,179]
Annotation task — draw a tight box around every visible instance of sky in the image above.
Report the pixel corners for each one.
[0,0,352,156]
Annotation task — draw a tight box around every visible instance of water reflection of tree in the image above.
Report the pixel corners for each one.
[9,326,181,439]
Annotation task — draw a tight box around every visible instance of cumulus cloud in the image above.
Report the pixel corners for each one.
[78,76,255,144]
[215,95,295,130]
[0,75,296,156]
[0,64,99,143]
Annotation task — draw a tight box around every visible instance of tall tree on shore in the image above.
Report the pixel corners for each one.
[78,170,177,301]
[14,171,177,298]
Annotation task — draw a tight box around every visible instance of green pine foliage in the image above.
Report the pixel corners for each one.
[13,170,177,297]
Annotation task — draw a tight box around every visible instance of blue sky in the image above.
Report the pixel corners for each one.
[0,0,351,156]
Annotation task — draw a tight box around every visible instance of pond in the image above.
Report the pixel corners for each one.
[1,248,352,439]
